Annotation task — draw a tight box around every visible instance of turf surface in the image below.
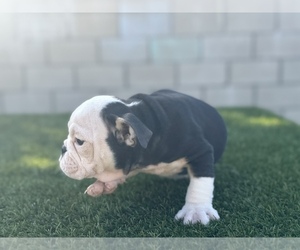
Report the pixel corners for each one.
[1,108,300,237]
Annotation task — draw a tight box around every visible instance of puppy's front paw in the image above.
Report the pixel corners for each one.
[103,181,118,194]
[84,181,104,197]
[175,202,220,225]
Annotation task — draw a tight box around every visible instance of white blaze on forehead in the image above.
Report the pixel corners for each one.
[69,95,122,124]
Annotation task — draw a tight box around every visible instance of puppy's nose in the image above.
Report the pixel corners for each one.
[61,145,67,155]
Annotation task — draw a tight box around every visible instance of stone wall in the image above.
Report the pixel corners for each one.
[0,3,300,123]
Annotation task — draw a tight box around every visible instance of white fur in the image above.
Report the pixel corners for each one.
[59,95,124,180]
[175,177,220,225]
[126,101,141,107]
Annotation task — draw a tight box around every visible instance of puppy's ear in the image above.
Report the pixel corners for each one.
[106,113,153,149]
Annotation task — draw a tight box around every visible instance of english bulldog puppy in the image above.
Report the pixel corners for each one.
[59,89,227,225]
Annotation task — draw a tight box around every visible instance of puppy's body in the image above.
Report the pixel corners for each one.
[103,90,227,177]
[59,90,227,225]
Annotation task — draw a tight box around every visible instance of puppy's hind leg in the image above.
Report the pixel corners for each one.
[175,145,219,225]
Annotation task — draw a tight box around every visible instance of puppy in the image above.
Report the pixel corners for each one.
[59,89,227,225]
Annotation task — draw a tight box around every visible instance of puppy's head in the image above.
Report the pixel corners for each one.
[59,95,153,180]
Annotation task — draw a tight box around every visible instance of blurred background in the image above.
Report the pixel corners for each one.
[1,1,300,124]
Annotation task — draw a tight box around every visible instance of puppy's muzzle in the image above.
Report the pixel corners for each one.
[59,145,80,177]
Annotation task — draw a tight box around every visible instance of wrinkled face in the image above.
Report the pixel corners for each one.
[59,96,120,180]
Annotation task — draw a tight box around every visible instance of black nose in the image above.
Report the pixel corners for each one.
[61,145,67,155]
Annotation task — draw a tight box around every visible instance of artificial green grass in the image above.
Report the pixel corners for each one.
[1,108,300,237]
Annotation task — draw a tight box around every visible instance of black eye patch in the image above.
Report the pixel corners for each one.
[76,138,85,146]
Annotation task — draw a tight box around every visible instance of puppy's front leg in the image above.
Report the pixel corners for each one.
[175,177,219,225]
[85,178,126,197]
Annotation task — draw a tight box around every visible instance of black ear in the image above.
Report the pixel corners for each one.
[106,113,153,149]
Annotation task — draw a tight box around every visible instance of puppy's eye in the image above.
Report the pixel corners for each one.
[75,138,85,146]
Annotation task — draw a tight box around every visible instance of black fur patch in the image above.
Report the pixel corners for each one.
[101,90,227,177]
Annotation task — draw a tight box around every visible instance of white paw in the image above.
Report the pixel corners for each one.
[84,181,104,197]
[175,202,220,225]
[103,181,118,194]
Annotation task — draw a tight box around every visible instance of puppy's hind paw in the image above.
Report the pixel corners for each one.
[175,202,220,225]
